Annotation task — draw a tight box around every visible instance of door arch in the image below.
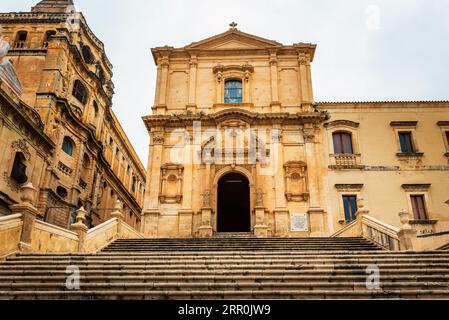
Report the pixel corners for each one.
[217,172,250,232]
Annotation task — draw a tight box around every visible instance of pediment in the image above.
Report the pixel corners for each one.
[185,30,281,50]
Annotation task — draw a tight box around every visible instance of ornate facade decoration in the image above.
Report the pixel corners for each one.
[159,163,184,204]
[284,161,309,202]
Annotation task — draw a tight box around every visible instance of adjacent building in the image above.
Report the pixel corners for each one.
[0,0,145,230]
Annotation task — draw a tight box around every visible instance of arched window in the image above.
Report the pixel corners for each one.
[15,31,28,48]
[96,62,106,84]
[62,136,75,156]
[224,79,243,104]
[72,80,88,105]
[43,30,56,48]
[132,176,137,193]
[332,132,354,154]
[10,152,27,184]
[82,45,95,64]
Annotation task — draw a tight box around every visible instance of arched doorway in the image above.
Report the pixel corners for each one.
[217,172,250,232]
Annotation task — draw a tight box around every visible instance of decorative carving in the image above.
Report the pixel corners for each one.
[324,120,360,129]
[159,163,184,204]
[229,22,238,31]
[11,139,31,160]
[284,161,309,202]
[298,53,309,65]
[255,188,264,207]
[152,132,164,145]
[202,189,211,208]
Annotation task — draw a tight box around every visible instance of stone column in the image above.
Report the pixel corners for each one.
[10,183,39,253]
[198,163,213,237]
[269,50,281,112]
[303,124,327,236]
[253,188,269,238]
[156,55,170,115]
[298,52,313,104]
[271,128,289,237]
[187,54,198,112]
[70,207,88,253]
[179,133,194,237]
[142,130,163,237]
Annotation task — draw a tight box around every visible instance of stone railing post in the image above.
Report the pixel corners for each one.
[110,200,123,238]
[70,207,88,253]
[198,190,213,238]
[9,182,39,253]
[356,197,369,236]
[397,209,417,251]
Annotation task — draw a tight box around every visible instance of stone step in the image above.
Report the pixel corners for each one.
[1,263,449,271]
[1,268,448,277]
[0,281,448,292]
[5,257,449,266]
[1,274,449,283]
[1,289,449,300]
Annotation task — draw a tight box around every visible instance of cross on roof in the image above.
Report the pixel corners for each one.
[229,22,238,30]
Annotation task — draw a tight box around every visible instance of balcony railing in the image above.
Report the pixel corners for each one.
[57,161,73,176]
[14,41,27,49]
[329,153,363,169]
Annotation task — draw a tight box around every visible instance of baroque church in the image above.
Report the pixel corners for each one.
[141,23,449,242]
[1,0,449,301]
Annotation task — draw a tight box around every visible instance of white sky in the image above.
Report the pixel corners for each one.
[2,0,449,165]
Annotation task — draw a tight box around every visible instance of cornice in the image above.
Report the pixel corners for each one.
[0,85,55,154]
[142,108,326,131]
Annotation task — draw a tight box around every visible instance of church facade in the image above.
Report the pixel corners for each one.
[142,24,449,238]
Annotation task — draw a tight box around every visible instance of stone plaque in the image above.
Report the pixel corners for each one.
[291,213,309,232]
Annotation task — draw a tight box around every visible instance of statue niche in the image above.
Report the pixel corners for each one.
[284,161,309,202]
[159,163,184,204]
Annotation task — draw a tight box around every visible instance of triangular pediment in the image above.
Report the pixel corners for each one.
[185,29,282,50]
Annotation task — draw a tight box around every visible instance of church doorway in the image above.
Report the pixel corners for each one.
[217,172,251,232]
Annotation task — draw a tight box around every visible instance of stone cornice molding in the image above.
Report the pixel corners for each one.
[324,120,360,129]
[401,184,431,191]
[143,108,326,131]
[390,121,418,127]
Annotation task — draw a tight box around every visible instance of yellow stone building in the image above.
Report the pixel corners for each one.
[0,0,145,230]
[142,24,449,241]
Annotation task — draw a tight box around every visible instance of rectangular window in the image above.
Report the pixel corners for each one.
[446,131,449,147]
[342,195,358,222]
[399,132,415,153]
[411,195,428,220]
[333,132,354,154]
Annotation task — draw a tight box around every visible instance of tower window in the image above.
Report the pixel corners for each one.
[43,30,56,48]
[333,132,354,154]
[15,31,28,48]
[399,132,415,153]
[224,80,242,104]
[10,152,28,184]
[62,136,75,156]
[132,176,137,193]
[411,195,428,220]
[72,80,89,105]
[82,45,95,64]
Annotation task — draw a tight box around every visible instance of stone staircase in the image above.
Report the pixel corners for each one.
[1,237,449,299]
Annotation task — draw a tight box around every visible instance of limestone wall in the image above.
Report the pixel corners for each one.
[31,220,79,253]
[0,214,22,258]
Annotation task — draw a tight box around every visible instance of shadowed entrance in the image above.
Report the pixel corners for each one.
[217,172,250,232]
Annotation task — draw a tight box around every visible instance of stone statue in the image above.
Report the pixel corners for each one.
[0,28,23,96]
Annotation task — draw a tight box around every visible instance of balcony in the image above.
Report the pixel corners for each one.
[14,41,27,49]
[329,153,364,170]
[57,161,73,176]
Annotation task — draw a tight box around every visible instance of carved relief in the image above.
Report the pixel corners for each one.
[152,132,164,145]
[284,161,309,202]
[11,139,31,160]
[159,163,184,204]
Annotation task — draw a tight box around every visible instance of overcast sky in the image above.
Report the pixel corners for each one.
[2,0,449,165]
